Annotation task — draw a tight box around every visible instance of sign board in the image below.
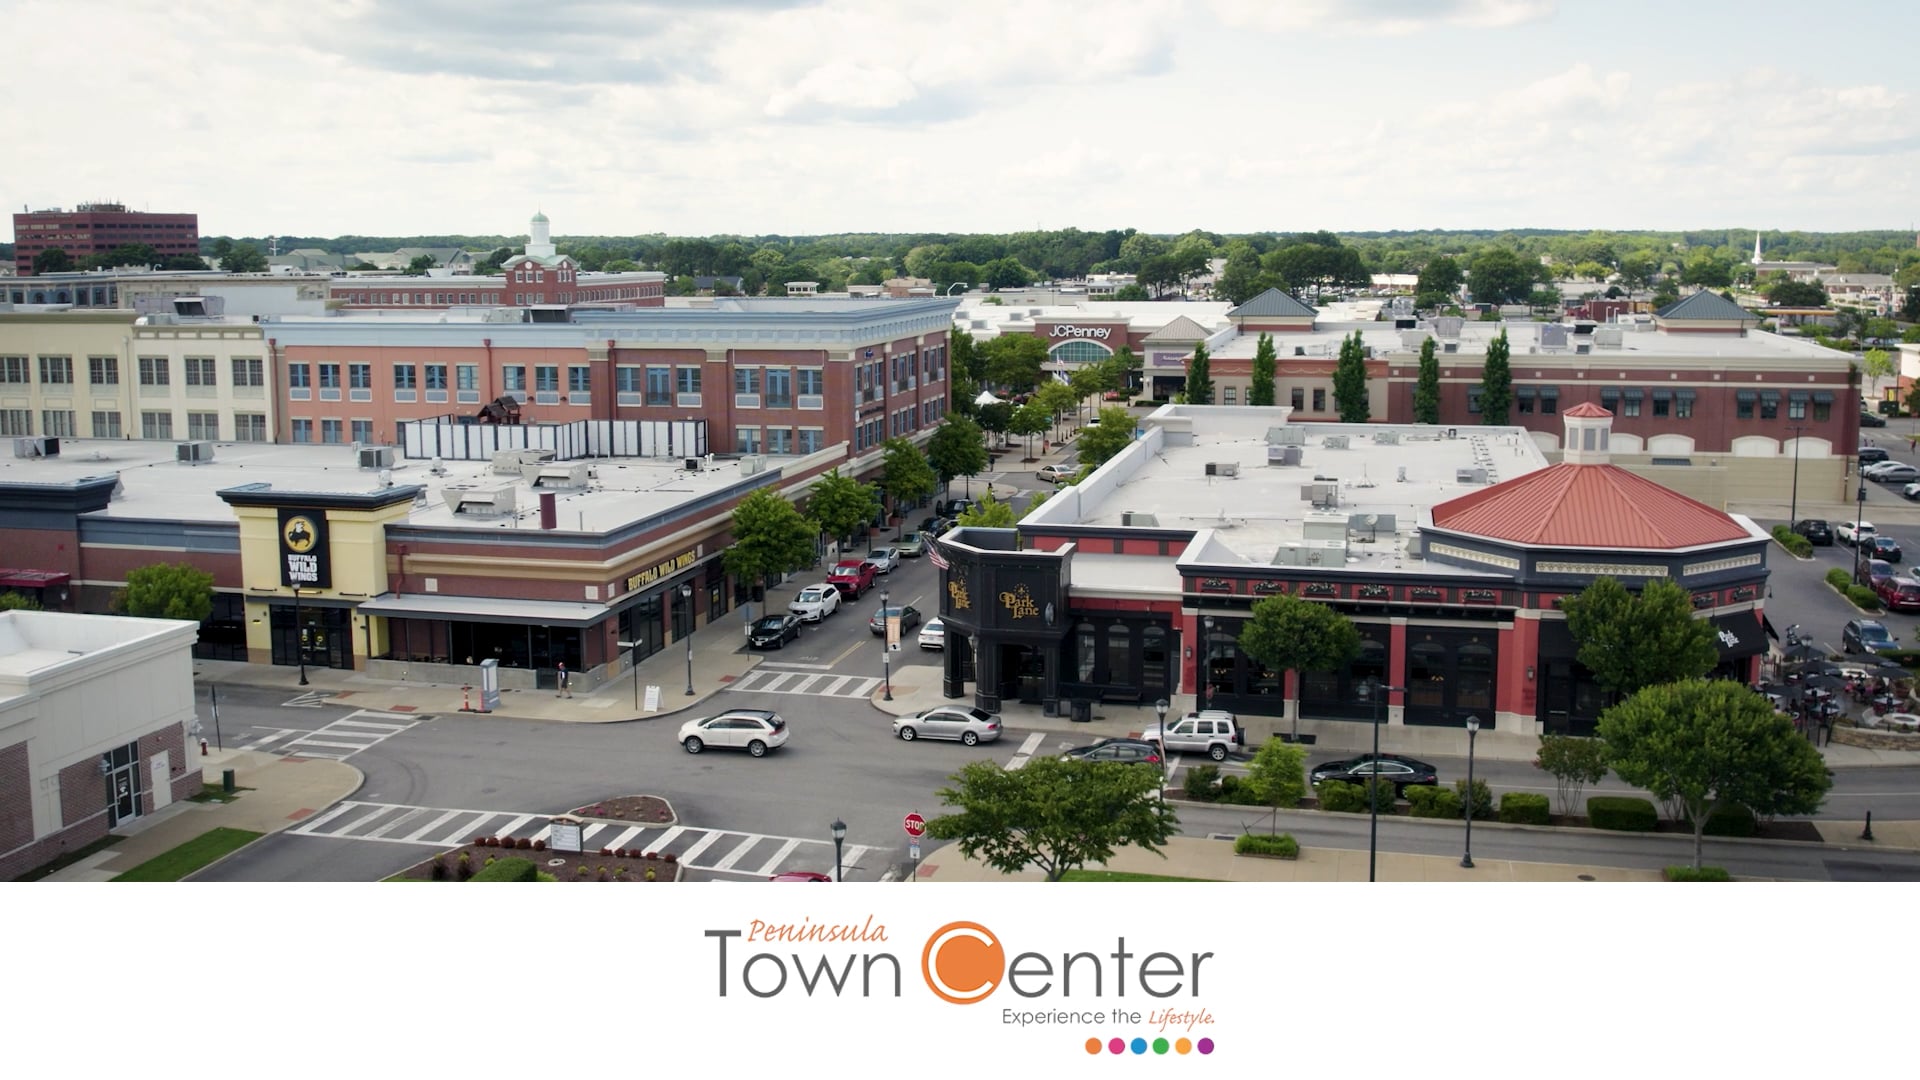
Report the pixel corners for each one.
[277,508,331,589]
[626,547,698,593]
[903,812,927,837]
[548,815,584,853]
[909,838,921,860]
[479,659,501,712]
[644,684,662,712]
[887,614,902,653]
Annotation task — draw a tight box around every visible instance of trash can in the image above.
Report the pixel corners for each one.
[1070,699,1093,723]
[221,768,236,794]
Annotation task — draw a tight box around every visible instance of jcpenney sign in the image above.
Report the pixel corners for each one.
[1049,325,1112,340]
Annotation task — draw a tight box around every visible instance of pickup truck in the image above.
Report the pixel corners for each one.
[1837,521,1877,547]
[826,559,876,599]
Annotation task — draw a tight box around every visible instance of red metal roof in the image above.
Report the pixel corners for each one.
[1561,401,1611,418]
[1429,464,1751,549]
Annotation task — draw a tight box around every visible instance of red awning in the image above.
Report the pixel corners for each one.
[0,569,70,589]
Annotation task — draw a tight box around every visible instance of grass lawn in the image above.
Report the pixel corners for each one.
[111,827,264,882]
[1059,870,1211,883]
[14,834,124,881]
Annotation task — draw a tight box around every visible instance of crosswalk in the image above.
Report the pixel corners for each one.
[286,800,879,879]
[1005,732,1046,769]
[238,709,422,760]
[727,669,883,699]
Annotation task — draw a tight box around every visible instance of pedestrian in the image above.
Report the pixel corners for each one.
[557,661,572,698]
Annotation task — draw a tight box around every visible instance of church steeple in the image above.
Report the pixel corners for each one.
[1751,230,1763,266]
[527,210,555,259]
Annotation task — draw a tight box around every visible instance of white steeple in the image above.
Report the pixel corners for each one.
[1751,230,1763,266]
[527,210,555,259]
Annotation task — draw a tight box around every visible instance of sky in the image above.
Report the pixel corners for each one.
[6,0,1919,241]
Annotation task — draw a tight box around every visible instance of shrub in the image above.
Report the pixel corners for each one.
[1183,764,1222,801]
[456,858,475,880]
[484,855,496,866]
[430,857,449,881]
[645,866,657,881]
[1588,796,1659,832]
[1217,775,1265,806]
[1875,648,1920,668]
[532,839,547,852]
[1692,802,1758,838]
[516,836,532,850]
[1317,779,1366,813]
[1826,567,1853,590]
[1846,584,1881,610]
[1665,865,1732,881]
[578,865,591,877]
[1498,792,1552,825]
[1454,778,1494,820]
[1364,778,1398,813]
[599,847,613,856]
[1406,785,1462,819]
[663,853,678,864]
[1770,526,1813,558]
[1234,833,1300,859]
[469,856,538,882]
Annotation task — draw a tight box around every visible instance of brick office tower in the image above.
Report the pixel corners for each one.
[13,202,200,276]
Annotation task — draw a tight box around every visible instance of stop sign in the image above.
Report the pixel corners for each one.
[903,812,927,838]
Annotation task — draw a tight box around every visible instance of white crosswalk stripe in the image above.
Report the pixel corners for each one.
[279,709,423,760]
[285,800,884,878]
[726,669,883,699]
[1005,732,1045,770]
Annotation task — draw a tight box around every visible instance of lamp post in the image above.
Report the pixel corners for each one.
[1154,697,1170,794]
[1461,715,1481,869]
[680,583,695,696]
[830,818,847,882]
[881,586,894,701]
[1786,423,1809,527]
[293,585,309,686]
[1853,481,1868,581]
[1359,677,1404,883]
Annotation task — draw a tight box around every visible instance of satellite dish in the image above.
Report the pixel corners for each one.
[1364,514,1378,527]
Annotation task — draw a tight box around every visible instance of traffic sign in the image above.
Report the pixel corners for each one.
[903,812,927,838]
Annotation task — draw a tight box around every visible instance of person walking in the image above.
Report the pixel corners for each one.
[556,661,572,699]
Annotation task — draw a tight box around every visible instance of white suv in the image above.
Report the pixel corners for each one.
[1139,710,1244,762]
[788,584,842,623]
[1838,521,1877,547]
[678,709,789,757]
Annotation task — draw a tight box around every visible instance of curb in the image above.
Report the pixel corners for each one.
[183,759,367,882]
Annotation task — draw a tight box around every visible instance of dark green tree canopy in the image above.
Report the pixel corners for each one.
[805,469,880,544]
[220,243,268,273]
[1331,330,1370,422]
[981,334,1046,393]
[1076,405,1135,467]
[123,562,214,623]
[1248,332,1277,407]
[1478,329,1513,425]
[1238,593,1361,737]
[926,416,989,490]
[879,437,937,512]
[1413,336,1440,424]
[1765,278,1829,307]
[1466,247,1537,305]
[724,488,816,589]
[1185,342,1214,405]
[1563,577,1719,697]
[926,756,1180,881]
[1415,254,1463,305]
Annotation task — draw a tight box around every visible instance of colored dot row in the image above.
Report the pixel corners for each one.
[1084,1037,1215,1056]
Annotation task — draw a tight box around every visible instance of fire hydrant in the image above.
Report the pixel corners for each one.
[199,738,209,756]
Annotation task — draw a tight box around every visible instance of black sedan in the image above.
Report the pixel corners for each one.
[1861,411,1889,428]
[1792,519,1834,546]
[1309,753,1440,795]
[1060,738,1163,765]
[869,604,923,635]
[1869,535,1904,562]
[747,614,802,649]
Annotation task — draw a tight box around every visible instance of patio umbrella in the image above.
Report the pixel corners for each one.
[1781,643,1826,662]
[1870,656,1908,671]
[1785,659,1842,676]
[1803,674,1846,693]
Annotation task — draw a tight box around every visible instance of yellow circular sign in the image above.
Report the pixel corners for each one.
[283,515,320,554]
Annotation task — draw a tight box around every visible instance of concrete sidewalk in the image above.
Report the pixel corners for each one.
[41,748,363,882]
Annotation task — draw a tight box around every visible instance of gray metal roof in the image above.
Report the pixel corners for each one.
[1141,315,1212,343]
[1227,287,1317,319]
[1655,290,1757,322]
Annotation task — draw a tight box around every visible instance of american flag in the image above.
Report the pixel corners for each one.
[927,543,950,571]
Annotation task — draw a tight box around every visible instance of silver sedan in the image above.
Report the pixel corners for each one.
[891,705,1003,746]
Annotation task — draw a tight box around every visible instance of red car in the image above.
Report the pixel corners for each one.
[827,559,876,599]
[771,871,832,882]
[1878,577,1920,612]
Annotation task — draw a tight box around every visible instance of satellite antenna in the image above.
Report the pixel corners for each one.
[1364,513,1379,543]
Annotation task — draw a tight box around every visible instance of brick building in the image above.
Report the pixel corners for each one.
[12,203,200,276]
[326,213,665,312]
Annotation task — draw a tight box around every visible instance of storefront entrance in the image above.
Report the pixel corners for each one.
[1061,618,1176,704]
[103,741,142,827]
[270,603,353,670]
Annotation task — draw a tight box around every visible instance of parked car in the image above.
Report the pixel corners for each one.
[1843,618,1899,655]
[1877,577,1920,613]
[1865,461,1917,482]
[1904,483,1920,502]
[788,584,842,623]
[1137,709,1245,762]
[827,559,876,599]
[678,709,789,757]
[1060,738,1163,765]
[863,547,899,574]
[1792,519,1834,545]
[869,604,923,635]
[892,705,1002,746]
[1036,462,1080,485]
[747,614,802,650]
[1309,753,1441,796]
[770,871,832,882]
[1837,521,1877,547]
[1869,535,1904,561]
[896,533,926,558]
[918,617,946,650]
[939,498,976,517]
[1859,445,1891,464]
[1857,558,1896,590]
[1861,412,1889,428]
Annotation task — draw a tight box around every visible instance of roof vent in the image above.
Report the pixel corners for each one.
[1442,341,1459,353]
[13,436,59,459]
[1120,510,1160,526]
[1322,435,1350,449]
[175,441,215,465]
[1204,462,1240,478]
[1455,467,1489,484]
[442,484,518,517]
[1266,426,1308,446]
[1373,430,1400,445]
[491,448,553,474]
[522,461,590,490]
[1267,444,1303,467]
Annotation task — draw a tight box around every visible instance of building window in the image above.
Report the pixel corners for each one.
[291,419,313,443]
[319,363,341,390]
[185,357,217,386]
[798,428,823,454]
[1622,389,1643,418]
[535,365,559,393]
[646,366,671,406]
[352,419,374,444]
[1788,391,1808,421]
[0,410,31,436]
[616,366,641,395]
[426,364,448,391]
[92,410,122,438]
[798,368,824,397]
[1311,388,1326,412]
[568,365,590,392]
[1290,387,1305,411]
[1539,388,1559,415]
[287,363,309,390]
[1223,386,1237,405]
[350,363,372,390]
[735,368,760,397]
[39,355,73,385]
[767,427,793,454]
[737,427,761,454]
[1812,391,1833,422]
[1676,390,1695,419]
[1467,387,1483,414]
[394,364,417,390]
[232,357,264,387]
[457,364,478,392]
[1759,390,1779,421]
[0,356,28,384]
[188,412,220,440]
[141,411,174,439]
[503,366,526,393]
[764,367,792,408]
[677,366,701,396]
[1735,390,1755,420]
[1516,387,1535,414]
[322,419,344,444]
[1599,389,1620,415]
[89,356,119,386]
[41,410,75,437]
[235,413,267,442]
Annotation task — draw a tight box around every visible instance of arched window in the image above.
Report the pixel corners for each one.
[1050,339,1113,364]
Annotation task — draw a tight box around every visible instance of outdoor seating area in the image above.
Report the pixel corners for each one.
[1762,640,1915,744]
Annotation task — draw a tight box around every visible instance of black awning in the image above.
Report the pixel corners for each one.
[1711,611,1765,659]
[1763,613,1780,641]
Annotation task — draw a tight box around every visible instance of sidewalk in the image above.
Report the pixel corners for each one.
[42,748,363,882]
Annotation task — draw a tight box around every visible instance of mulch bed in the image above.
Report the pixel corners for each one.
[394,841,681,882]
[1187,796,1827,843]
[570,794,675,824]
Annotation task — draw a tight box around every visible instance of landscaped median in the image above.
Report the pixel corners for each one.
[111,827,264,882]
[390,793,682,883]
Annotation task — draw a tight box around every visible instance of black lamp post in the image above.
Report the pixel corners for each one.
[1853,481,1868,580]
[1359,677,1404,883]
[1461,715,1481,869]
[1786,423,1808,527]
[1154,697,1170,793]
[680,583,695,696]
[881,586,894,701]
[830,818,847,882]
[293,585,309,686]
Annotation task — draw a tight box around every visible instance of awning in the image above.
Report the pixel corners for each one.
[974,390,1002,406]
[0,569,70,589]
[1710,611,1765,659]
[354,593,609,628]
[1764,614,1780,642]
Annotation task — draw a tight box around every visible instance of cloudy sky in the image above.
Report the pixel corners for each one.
[7,0,1918,239]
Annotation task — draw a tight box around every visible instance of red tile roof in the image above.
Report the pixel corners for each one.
[1430,463,1751,549]
[1562,401,1611,418]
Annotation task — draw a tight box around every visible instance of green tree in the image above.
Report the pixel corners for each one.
[879,437,938,521]
[982,334,1046,393]
[1863,348,1894,394]
[1479,329,1513,424]
[1215,245,1268,306]
[1007,400,1050,458]
[1413,337,1441,424]
[1617,251,1658,290]
[1034,381,1078,441]
[804,469,880,550]
[980,256,1035,290]
[951,326,983,384]
[1414,254,1463,307]
[1331,331,1370,422]
[1599,680,1830,869]
[1076,405,1135,467]
[926,416,988,496]
[405,254,437,276]
[957,493,1016,528]
[163,254,209,271]
[1243,739,1308,832]
[1680,253,1733,289]
[925,756,1181,881]
[1466,247,1537,305]
[1248,333,1277,407]
[1185,342,1214,405]
[1068,364,1110,425]
[122,562,214,623]
[220,243,268,273]
[32,247,73,274]
[1765,278,1828,307]
[1101,347,1137,400]
[1563,577,1719,701]
[1534,734,1609,817]
[723,488,817,621]
[1237,593,1362,741]
[96,243,159,269]
[1110,284,1149,301]
[0,591,42,611]
[975,401,1013,449]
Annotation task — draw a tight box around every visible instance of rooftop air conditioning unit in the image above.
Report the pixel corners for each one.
[1373,431,1400,446]
[1574,341,1592,354]
[490,449,551,474]
[442,484,518,517]
[684,457,702,472]
[13,436,59,459]
[175,441,215,464]
[1267,444,1303,466]
[1204,462,1240,477]
[1267,426,1307,446]
[1322,435,1350,449]
[739,455,767,476]
[522,461,590,490]
[358,445,395,470]
[1455,467,1489,484]
[1120,511,1161,527]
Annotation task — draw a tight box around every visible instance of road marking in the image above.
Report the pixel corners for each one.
[726,670,879,698]
[681,831,730,864]
[753,838,804,876]
[649,825,688,851]
[294,802,361,832]
[709,835,759,871]
[403,809,468,843]
[828,640,864,667]
[280,710,421,760]
[606,826,643,851]
[796,674,825,693]
[238,729,300,751]
[843,844,876,870]
[287,738,374,751]
[281,691,332,708]
[757,661,839,671]
[364,807,429,840]
[1007,732,1045,770]
[330,718,409,732]
[492,814,535,839]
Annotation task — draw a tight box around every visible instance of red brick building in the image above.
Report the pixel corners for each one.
[12,203,200,275]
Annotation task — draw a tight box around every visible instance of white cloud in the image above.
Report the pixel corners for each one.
[764,63,922,118]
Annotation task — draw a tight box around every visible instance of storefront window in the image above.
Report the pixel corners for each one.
[1075,622,1097,683]
[1408,642,1447,709]
[1456,642,1494,711]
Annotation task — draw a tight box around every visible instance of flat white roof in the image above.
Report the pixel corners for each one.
[1207,320,1855,362]
[955,298,1233,339]
[0,610,195,680]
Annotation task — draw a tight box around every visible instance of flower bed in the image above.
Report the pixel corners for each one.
[570,794,676,824]
[395,837,682,882]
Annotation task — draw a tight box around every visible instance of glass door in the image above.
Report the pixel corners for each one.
[104,741,142,826]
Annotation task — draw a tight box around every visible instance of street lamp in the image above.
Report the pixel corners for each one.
[881,586,894,701]
[680,583,695,696]
[1358,677,1405,884]
[1154,697,1170,794]
[830,818,847,882]
[1786,423,1809,527]
[1461,715,1481,870]
[293,585,309,686]
[1853,481,1868,581]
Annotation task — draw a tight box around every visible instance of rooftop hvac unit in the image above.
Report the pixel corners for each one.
[1266,426,1308,446]
[491,449,552,474]
[13,436,59,459]
[1574,341,1592,354]
[1593,327,1624,348]
[1204,462,1240,477]
[739,455,767,476]
[1270,540,1346,567]
[1397,465,1407,482]
[1442,341,1459,353]
[1433,316,1465,338]
[1455,467,1489,484]
[1267,444,1304,467]
[522,461,590,490]
[1322,435,1350,449]
[1399,330,1430,349]
[175,440,215,464]
[1300,481,1338,508]
[357,445,395,470]
[1303,515,1350,542]
[442,485,518,517]
[1373,430,1400,446]
[1348,512,1397,539]
[1120,510,1160,526]
[684,456,702,472]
